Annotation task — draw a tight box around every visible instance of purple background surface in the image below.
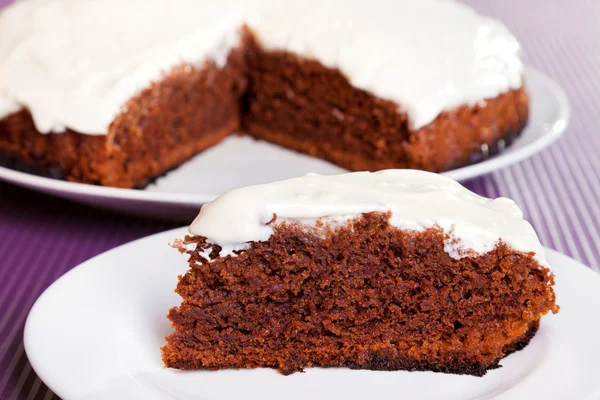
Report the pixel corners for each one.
[1,0,600,399]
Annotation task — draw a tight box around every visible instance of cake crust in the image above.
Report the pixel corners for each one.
[162,212,557,376]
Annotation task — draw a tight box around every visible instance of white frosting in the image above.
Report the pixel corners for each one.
[190,170,547,265]
[0,0,523,134]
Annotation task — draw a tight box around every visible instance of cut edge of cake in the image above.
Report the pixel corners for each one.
[0,1,528,187]
[161,170,558,376]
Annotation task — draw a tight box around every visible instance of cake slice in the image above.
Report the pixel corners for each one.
[162,170,558,375]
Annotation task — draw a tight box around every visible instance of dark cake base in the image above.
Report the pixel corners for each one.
[163,320,539,377]
[341,320,539,377]
[162,213,557,376]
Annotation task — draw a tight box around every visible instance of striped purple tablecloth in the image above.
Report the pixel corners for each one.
[1,0,599,399]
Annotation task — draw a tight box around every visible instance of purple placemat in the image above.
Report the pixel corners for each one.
[1,0,599,399]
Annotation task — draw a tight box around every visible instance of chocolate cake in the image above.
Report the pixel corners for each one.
[162,170,558,375]
[0,0,528,188]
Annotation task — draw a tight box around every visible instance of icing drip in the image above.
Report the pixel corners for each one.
[189,170,546,266]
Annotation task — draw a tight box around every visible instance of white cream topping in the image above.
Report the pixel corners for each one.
[0,0,523,134]
[190,170,547,265]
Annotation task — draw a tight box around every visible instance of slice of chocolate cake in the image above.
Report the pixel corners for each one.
[162,170,558,376]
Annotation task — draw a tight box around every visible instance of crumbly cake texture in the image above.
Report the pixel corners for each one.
[162,212,558,376]
[0,28,528,188]
[244,37,529,173]
[0,49,247,188]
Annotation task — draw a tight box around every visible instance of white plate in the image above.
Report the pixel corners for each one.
[24,227,600,400]
[0,67,569,220]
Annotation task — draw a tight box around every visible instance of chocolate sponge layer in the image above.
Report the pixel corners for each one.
[162,212,557,375]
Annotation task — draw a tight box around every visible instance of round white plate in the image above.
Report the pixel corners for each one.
[24,227,600,400]
[0,67,569,220]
